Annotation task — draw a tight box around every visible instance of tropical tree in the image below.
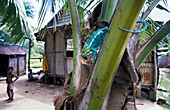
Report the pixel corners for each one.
[51,0,170,110]
[0,0,33,45]
[53,0,169,110]
[1,0,169,110]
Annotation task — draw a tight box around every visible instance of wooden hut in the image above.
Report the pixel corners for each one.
[138,48,159,101]
[35,11,73,84]
[157,47,169,68]
[0,44,27,76]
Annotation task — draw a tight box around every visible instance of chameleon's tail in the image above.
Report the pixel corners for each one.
[118,20,147,33]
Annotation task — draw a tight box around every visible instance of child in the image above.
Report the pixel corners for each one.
[28,69,33,81]
[6,67,18,103]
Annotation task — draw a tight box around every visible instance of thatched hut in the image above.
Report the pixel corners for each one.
[138,48,159,101]
[35,11,73,84]
[0,44,27,76]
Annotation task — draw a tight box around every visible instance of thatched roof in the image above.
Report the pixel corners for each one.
[0,44,28,55]
[34,10,71,41]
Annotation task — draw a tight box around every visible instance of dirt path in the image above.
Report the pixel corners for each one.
[0,74,169,110]
[136,98,169,110]
[0,75,62,110]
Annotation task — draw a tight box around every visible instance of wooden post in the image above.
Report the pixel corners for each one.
[53,30,56,85]
[17,55,19,76]
[25,54,26,74]
[28,38,31,71]
[45,35,47,84]
[152,47,159,101]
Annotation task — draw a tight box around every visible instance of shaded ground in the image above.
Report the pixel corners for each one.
[0,68,169,110]
[0,75,62,110]
[136,98,169,110]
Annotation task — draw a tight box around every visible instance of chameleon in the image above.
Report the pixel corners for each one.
[82,27,110,63]
[81,20,147,63]
[118,20,148,33]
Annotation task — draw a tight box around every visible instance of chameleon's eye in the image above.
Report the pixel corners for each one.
[86,49,90,53]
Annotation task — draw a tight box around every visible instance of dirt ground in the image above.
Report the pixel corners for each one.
[136,98,169,110]
[0,75,62,110]
[0,75,169,110]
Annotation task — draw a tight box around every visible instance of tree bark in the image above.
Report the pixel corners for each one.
[104,35,140,110]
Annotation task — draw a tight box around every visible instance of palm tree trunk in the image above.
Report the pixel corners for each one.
[54,0,168,110]
[68,0,82,93]
[79,0,146,109]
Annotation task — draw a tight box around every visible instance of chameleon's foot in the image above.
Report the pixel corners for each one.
[92,59,95,63]
[80,56,92,65]
[92,56,96,63]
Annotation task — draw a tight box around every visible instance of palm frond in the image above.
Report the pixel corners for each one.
[162,0,168,7]
[156,4,170,13]
[0,0,33,45]
[37,0,98,31]
[24,1,34,18]
[136,20,170,68]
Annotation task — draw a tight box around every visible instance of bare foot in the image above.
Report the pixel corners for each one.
[7,99,14,103]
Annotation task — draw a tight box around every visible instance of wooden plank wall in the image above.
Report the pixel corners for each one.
[54,31,65,77]
[19,56,26,74]
[8,55,26,75]
[45,27,74,78]
[138,52,155,85]
[8,57,17,74]
[45,31,54,75]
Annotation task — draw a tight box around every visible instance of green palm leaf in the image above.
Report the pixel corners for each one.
[0,0,33,45]
[136,20,170,68]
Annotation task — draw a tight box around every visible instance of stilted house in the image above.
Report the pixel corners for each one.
[35,11,73,84]
[138,48,159,101]
[0,44,27,76]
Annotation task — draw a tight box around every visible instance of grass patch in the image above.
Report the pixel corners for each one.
[166,74,170,80]
[27,59,42,68]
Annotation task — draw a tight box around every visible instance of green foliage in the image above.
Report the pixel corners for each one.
[30,59,42,68]
[37,0,55,30]
[166,74,170,79]
[156,4,170,13]
[23,39,44,58]
[139,17,169,57]
[136,20,170,68]
[0,29,10,43]
[139,17,162,44]
[0,0,34,45]
[24,1,34,18]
